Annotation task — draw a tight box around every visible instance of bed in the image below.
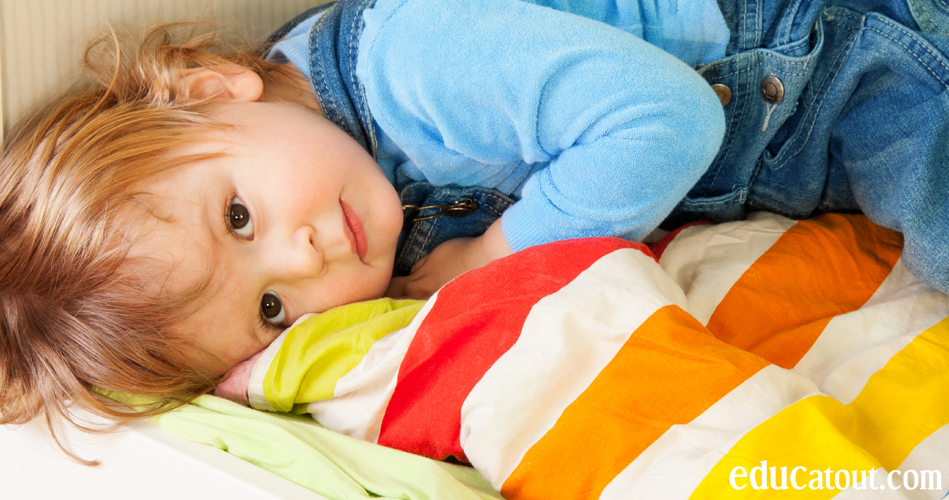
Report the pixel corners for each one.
[3,2,949,499]
[3,212,948,498]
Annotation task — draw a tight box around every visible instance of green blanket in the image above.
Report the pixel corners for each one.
[155,395,502,500]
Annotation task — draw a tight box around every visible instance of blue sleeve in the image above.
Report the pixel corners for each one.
[358,0,726,251]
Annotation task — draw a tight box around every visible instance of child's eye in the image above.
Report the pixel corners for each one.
[260,291,286,326]
[227,197,254,239]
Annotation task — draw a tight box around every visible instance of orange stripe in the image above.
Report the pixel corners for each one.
[500,305,768,500]
[705,214,902,368]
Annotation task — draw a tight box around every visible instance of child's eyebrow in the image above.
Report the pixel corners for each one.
[195,187,232,244]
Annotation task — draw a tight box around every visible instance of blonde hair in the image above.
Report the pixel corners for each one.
[0,23,295,462]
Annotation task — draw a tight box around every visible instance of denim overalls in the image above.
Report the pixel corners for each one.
[672,0,949,291]
[270,0,949,291]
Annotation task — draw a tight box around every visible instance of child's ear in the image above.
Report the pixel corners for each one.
[178,64,264,102]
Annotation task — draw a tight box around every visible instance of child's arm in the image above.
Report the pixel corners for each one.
[364,0,727,296]
[387,219,511,299]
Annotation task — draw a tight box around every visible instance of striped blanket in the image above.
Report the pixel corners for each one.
[219,212,949,498]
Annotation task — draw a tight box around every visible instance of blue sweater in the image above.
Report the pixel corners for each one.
[274,0,728,251]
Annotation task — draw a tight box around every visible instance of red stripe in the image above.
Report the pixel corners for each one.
[377,237,651,461]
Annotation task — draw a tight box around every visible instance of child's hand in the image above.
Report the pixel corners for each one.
[213,350,265,406]
[386,219,512,299]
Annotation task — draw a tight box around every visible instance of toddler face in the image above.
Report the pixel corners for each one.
[129,100,403,374]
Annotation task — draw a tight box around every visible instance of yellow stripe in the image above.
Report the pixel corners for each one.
[264,298,424,412]
[848,316,949,470]
[690,316,949,498]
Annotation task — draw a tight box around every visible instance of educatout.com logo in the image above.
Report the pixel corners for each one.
[729,461,943,492]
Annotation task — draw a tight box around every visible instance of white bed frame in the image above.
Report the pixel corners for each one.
[0,416,326,499]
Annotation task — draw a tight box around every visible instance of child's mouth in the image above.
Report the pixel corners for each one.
[341,199,368,262]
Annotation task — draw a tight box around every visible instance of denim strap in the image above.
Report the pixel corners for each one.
[394,178,514,277]
[269,0,380,156]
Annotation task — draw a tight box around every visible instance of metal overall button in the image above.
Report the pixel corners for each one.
[402,199,480,228]
[711,84,732,106]
[761,76,785,104]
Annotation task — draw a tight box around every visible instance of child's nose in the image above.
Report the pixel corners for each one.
[270,225,323,280]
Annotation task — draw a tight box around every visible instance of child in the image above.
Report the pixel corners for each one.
[1,0,948,453]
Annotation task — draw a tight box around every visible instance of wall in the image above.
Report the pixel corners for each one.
[0,0,329,142]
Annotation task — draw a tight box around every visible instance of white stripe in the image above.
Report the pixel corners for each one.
[599,365,818,499]
[898,425,949,499]
[247,314,314,411]
[794,260,949,404]
[658,212,795,325]
[459,248,689,489]
[305,297,439,443]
